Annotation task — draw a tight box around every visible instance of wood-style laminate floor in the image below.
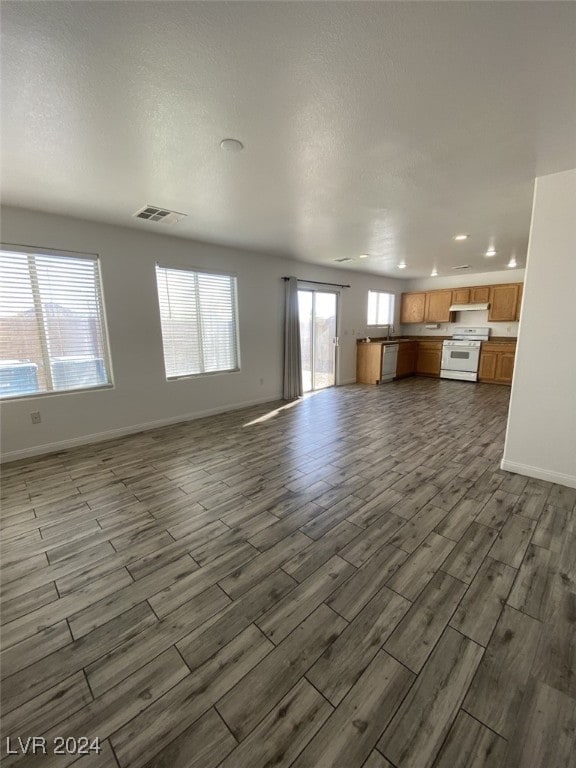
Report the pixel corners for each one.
[1,378,575,768]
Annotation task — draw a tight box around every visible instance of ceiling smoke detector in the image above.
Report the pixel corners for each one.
[133,206,187,225]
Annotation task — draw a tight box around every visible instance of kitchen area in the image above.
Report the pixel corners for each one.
[356,281,521,386]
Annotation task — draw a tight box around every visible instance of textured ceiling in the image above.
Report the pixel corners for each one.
[1,1,575,277]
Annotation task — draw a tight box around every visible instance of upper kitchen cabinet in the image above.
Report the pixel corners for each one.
[470,286,491,303]
[488,283,521,322]
[452,288,470,304]
[516,283,523,320]
[400,292,426,324]
[424,290,453,323]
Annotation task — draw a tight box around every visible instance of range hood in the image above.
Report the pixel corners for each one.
[449,303,490,312]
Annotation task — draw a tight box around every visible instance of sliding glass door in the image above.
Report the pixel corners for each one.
[298,290,339,393]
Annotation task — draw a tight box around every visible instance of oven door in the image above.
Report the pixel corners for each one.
[441,345,479,373]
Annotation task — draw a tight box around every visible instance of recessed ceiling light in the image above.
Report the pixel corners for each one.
[508,258,518,268]
[358,254,369,259]
[220,138,244,152]
[453,234,469,241]
[397,262,407,269]
[485,248,497,257]
[431,268,438,277]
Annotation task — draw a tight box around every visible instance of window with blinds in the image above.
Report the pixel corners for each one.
[155,265,240,378]
[0,247,112,399]
[367,290,395,326]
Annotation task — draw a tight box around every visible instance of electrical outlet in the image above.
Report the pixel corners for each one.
[30,411,41,425]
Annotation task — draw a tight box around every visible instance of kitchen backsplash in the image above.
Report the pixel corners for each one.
[400,308,519,337]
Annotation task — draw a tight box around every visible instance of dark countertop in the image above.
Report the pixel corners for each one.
[357,336,517,345]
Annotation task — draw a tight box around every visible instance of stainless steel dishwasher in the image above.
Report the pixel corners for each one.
[380,344,399,382]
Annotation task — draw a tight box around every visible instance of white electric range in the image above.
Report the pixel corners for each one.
[440,327,490,382]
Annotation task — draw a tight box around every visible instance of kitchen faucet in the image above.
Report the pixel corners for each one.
[386,324,395,340]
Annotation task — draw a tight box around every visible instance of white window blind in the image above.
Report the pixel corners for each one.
[367,290,395,326]
[156,265,240,378]
[0,247,112,399]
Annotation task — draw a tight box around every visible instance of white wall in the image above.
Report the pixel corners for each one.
[401,269,525,338]
[502,168,576,489]
[0,206,404,461]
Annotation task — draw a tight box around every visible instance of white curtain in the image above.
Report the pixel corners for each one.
[283,277,303,400]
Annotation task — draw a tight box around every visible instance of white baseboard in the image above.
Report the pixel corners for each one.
[1,394,281,464]
[500,459,576,490]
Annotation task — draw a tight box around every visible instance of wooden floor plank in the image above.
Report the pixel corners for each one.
[5,648,189,768]
[378,627,484,768]
[388,503,449,554]
[110,624,273,768]
[217,604,346,740]
[387,532,455,601]
[218,530,310,598]
[85,584,230,696]
[282,520,361,582]
[450,557,516,646]
[489,514,537,569]
[432,709,507,768]
[1,602,157,712]
[326,544,407,621]
[504,679,576,768]
[177,569,296,671]
[140,708,236,768]
[463,605,542,738]
[384,571,467,673]
[219,679,332,768]
[1,670,93,740]
[441,522,498,584]
[255,556,354,644]
[291,651,413,768]
[507,544,559,621]
[307,586,410,705]
[1,566,134,649]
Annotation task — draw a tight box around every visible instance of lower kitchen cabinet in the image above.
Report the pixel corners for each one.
[356,342,383,384]
[479,342,516,385]
[416,340,442,377]
[395,341,418,378]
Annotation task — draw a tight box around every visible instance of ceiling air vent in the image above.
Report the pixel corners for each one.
[334,257,353,263]
[133,206,187,225]
[451,264,471,270]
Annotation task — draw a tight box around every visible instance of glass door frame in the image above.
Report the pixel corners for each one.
[298,287,340,393]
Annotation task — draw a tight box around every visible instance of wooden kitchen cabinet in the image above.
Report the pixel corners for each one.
[470,286,491,303]
[479,342,516,385]
[478,350,497,380]
[395,341,418,379]
[452,288,470,304]
[416,340,442,377]
[400,292,426,324]
[356,342,384,384]
[516,283,523,320]
[488,284,521,322]
[424,290,453,323]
